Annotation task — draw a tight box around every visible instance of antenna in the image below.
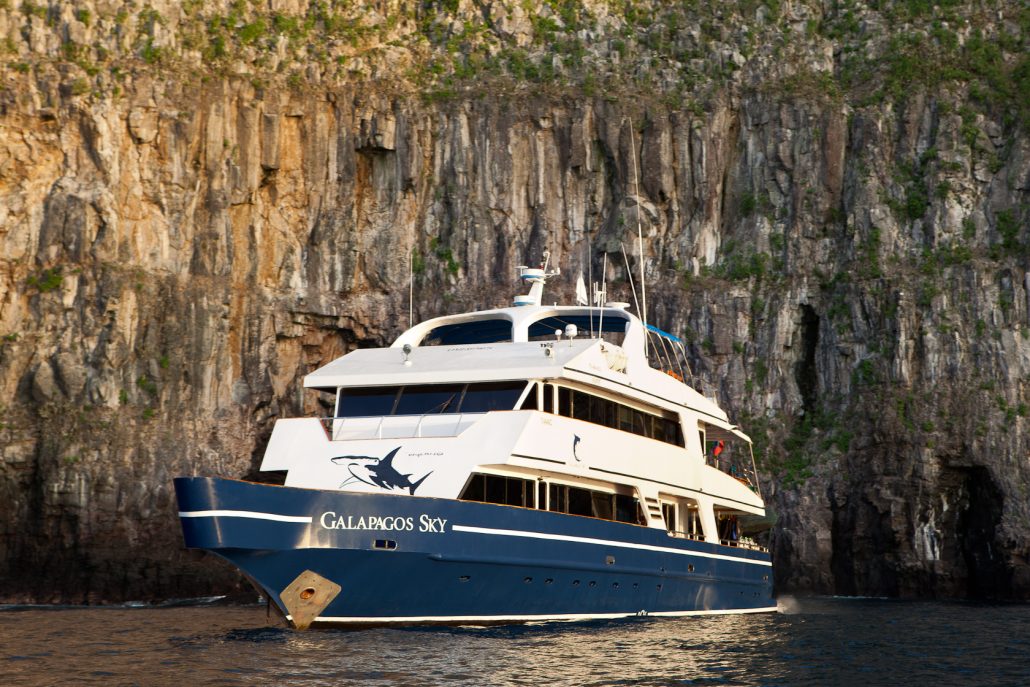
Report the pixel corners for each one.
[598,252,607,341]
[621,242,641,317]
[628,120,648,349]
[408,248,414,329]
[587,236,594,339]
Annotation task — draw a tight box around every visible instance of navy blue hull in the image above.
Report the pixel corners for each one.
[175,477,775,625]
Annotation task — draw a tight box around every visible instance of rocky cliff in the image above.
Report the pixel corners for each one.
[0,0,1027,603]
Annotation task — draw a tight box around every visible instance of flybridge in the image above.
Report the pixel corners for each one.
[390,255,693,383]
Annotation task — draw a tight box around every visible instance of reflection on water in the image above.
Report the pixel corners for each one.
[2,597,1029,686]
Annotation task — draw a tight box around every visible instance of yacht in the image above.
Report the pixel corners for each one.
[174,259,775,627]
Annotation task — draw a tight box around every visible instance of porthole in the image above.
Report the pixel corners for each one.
[459,576,470,582]
[373,539,397,550]
[656,584,663,591]
[589,581,597,588]
[688,564,695,573]
[632,583,639,589]
[612,582,620,589]
[545,578,554,585]
[572,580,580,586]
[524,576,533,584]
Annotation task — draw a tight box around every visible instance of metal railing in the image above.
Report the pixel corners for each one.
[720,538,768,552]
[317,413,482,441]
[667,529,706,542]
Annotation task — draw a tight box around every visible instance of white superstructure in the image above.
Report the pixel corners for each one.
[260,263,767,551]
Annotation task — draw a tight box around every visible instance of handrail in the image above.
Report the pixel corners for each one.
[720,538,767,552]
[317,413,482,441]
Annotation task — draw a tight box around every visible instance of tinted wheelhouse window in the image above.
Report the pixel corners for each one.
[421,319,512,345]
[337,387,399,417]
[394,384,463,415]
[460,381,525,413]
[337,382,529,417]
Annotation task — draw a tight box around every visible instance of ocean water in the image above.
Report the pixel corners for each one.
[2,597,1028,686]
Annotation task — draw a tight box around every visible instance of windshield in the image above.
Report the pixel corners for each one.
[336,381,530,417]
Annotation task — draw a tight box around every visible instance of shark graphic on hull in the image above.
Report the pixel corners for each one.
[331,447,432,495]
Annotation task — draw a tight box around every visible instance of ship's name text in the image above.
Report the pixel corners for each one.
[319,512,448,533]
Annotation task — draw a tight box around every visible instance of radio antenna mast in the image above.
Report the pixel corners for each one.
[409,248,414,329]
[598,252,608,340]
[628,120,647,336]
[587,237,594,338]
[621,243,641,317]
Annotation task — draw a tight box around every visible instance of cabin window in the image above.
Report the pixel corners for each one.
[547,385,683,449]
[557,386,571,416]
[571,390,590,422]
[460,473,534,508]
[591,491,614,521]
[546,482,645,525]
[549,385,685,448]
[420,319,513,346]
[337,381,529,417]
[548,483,567,513]
[567,485,593,517]
[614,494,644,525]
[519,383,539,411]
[543,384,554,413]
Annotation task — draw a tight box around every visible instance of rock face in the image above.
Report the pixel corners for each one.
[0,1,1027,602]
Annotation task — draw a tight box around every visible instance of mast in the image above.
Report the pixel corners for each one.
[628,121,647,338]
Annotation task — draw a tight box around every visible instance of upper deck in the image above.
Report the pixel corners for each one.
[306,302,734,432]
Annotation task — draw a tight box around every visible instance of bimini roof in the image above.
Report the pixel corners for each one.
[391,305,638,349]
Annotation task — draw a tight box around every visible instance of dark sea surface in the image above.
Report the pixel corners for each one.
[2,597,1028,686]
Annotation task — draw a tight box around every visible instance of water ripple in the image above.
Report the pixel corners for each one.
[0,599,1028,686]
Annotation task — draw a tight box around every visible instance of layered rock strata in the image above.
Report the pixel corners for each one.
[0,0,1027,601]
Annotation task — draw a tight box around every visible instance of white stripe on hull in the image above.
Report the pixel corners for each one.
[453,525,773,567]
[178,510,313,524]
